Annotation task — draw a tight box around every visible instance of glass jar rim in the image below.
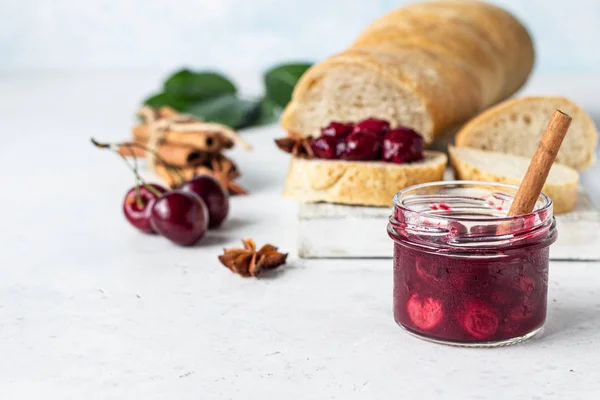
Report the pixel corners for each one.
[392,180,553,223]
[388,180,557,255]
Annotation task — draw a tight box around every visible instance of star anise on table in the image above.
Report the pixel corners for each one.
[209,154,248,195]
[218,238,288,277]
[274,133,315,158]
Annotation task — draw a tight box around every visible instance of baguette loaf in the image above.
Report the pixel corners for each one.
[281,1,534,142]
[449,146,579,214]
[361,0,534,101]
[455,96,598,171]
[353,10,504,107]
[282,151,447,207]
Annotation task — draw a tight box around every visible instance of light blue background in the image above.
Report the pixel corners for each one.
[1,0,599,73]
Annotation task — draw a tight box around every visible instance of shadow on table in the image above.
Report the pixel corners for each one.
[537,303,600,341]
[218,217,255,232]
[258,261,303,280]
[199,232,230,247]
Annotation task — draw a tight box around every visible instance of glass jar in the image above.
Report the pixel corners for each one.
[387,181,557,347]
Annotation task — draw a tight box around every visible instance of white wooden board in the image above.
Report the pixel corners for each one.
[298,187,600,261]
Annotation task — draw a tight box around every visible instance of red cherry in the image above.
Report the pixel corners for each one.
[150,191,209,246]
[406,294,444,330]
[489,289,514,306]
[179,175,229,228]
[354,118,390,134]
[457,299,499,339]
[508,298,538,322]
[415,258,448,285]
[321,121,354,138]
[122,184,167,233]
[311,136,344,159]
[511,275,536,294]
[341,131,382,161]
[382,127,424,164]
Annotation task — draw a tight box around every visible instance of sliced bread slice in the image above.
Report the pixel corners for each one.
[282,151,447,207]
[448,146,579,214]
[455,96,598,171]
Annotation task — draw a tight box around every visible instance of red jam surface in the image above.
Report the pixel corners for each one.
[388,182,556,345]
[313,118,424,164]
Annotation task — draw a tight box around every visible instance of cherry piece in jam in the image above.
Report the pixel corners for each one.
[354,118,390,134]
[382,127,424,164]
[457,299,500,340]
[311,136,342,159]
[321,122,354,138]
[341,131,382,161]
[123,184,167,233]
[406,294,444,330]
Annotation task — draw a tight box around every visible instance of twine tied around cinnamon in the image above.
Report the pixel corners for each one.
[136,106,252,171]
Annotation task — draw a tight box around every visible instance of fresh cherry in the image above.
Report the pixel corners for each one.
[123,184,167,233]
[179,175,229,228]
[321,121,354,138]
[341,131,382,161]
[382,127,424,164]
[311,136,343,159]
[354,118,390,134]
[150,191,209,246]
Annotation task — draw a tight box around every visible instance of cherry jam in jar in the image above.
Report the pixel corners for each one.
[387,181,557,347]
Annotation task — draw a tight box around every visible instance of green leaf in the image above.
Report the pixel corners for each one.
[185,94,257,129]
[163,69,237,101]
[264,62,312,108]
[253,97,282,126]
[143,92,191,111]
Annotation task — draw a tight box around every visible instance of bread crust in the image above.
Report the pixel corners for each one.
[282,151,447,207]
[353,14,505,107]
[386,1,535,97]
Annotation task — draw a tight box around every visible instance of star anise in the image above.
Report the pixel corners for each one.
[275,133,314,158]
[218,238,288,277]
[209,154,248,195]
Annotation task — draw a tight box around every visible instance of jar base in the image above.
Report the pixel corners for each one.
[398,324,544,348]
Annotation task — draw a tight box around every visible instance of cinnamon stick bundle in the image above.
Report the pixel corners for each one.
[132,125,234,153]
[125,106,249,195]
[154,158,247,195]
[154,163,213,188]
[133,105,252,152]
[117,141,210,167]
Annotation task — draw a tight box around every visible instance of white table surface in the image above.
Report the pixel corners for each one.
[0,71,599,399]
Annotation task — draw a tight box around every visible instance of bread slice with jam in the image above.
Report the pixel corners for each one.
[282,151,447,207]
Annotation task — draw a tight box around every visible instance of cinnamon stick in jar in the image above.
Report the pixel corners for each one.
[507,110,572,216]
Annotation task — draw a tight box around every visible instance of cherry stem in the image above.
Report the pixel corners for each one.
[119,141,185,185]
[90,138,166,199]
